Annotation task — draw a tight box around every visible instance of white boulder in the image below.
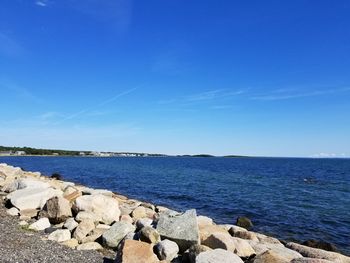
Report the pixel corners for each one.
[8,187,63,210]
[75,194,120,224]
[28,218,51,231]
[48,229,71,242]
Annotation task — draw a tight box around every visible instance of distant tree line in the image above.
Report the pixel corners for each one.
[0,146,82,156]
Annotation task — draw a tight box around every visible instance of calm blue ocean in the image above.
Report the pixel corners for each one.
[1,156,349,254]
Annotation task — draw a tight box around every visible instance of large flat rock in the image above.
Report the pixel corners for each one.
[156,209,199,252]
[7,187,63,210]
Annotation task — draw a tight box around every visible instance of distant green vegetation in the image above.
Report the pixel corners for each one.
[191,154,215,157]
[0,146,82,156]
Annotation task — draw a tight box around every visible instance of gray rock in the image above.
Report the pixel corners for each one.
[63,218,79,231]
[75,211,100,222]
[291,258,335,263]
[81,228,106,243]
[73,219,95,242]
[195,249,244,263]
[136,218,153,230]
[76,242,103,250]
[286,242,350,263]
[302,240,338,253]
[102,221,136,248]
[139,226,160,244]
[154,239,179,261]
[249,241,302,260]
[28,218,51,231]
[45,196,72,224]
[48,229,71,242]
[156,209,199,252]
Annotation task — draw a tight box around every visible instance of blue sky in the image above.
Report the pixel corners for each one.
[1,0,350,157]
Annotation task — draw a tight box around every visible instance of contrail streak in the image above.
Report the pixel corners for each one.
[54,87,137,125]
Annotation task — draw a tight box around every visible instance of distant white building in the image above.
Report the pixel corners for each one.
[15,151,26,156]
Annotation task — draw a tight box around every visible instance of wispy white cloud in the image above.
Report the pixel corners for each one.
[35,0,49,7]
[252,87,350,101]
[158,89,246,106]
[186,89,246,102]
[210,105,233,110]
[37,112,64,121]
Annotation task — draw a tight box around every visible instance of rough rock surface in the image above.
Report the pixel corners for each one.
[252,249,290,263]
[102,221,136,248]
[76,242,103,251]
[139,226,160,244]
[73,219,96,242]
[197,216,213,227]
[195,248,244,263]
[231,237,255,258]
[291,258,335,263]
[202,232,236,252]
[199,224,228,243]
[136,218,153,229]
[116,240,159,263]
[8,187,63,210]
[286,242,350,263]
[45,196,72,224]
[154,239,180,261]
[48,229,71,242]
[6,207,19,216]
[28,217,51,231]
[64,217,79,231]
[187,244,212,263]
[75,194,120,224]
[156,209,199,252]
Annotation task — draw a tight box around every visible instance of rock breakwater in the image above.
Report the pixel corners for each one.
[1,163,349,263]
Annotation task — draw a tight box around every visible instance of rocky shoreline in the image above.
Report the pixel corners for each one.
[0,163,349,263]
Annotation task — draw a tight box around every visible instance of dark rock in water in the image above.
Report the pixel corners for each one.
[236,216,253,229]
[50,173,62,180]
[302,239,338,252]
